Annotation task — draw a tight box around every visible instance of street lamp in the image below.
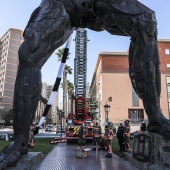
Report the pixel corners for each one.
[104,104,110,124]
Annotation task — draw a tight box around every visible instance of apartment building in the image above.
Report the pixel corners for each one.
[35,82,59,124]
[91,39,170,125]
[0,28,23,111]
[0,29,59,124]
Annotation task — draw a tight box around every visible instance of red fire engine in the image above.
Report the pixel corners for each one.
[65,29,94,142]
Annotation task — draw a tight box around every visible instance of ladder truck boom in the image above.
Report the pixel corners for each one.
[66,29,93,142]
[74,28,87,124]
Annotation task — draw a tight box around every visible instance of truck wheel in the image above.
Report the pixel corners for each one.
[66,140,71,143]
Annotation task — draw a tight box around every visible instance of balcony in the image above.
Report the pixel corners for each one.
[129,118,145,124]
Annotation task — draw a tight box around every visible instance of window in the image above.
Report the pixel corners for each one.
[128,109,144,122]
[132,87,139,106]
[165,49,170,55]
[168,86,170,93]
[167,64,170,69]
[167,77,170,85]
[132,110,139,120]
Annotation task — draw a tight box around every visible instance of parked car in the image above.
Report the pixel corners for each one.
[45,125,55,132]
[56,127,66,134]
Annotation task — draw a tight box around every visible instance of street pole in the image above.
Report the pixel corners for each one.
[61,111,62,137]
[104,98,111,125]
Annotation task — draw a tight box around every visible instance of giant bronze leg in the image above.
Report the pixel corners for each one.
[0,1,73,169]
[129,13,170,138]
[94,0,170,138]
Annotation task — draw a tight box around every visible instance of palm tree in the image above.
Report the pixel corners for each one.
[67,80,74,94]
[63,65,72,117]
[65,65,72,75]
[56,48,70,61]
[56,48,72,118]
[66,80,74,113]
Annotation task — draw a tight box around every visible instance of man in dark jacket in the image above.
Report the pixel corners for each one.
[104,122,114,158]
[140,121,147,131]
[124,120,132,152]
[116,123,125,152]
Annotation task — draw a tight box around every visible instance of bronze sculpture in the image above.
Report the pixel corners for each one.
[0,0,170,169]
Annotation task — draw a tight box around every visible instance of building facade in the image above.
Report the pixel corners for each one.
[35,82,59,124]
[0,28,23,111]
[91,39,170,125]
[0,28,59,124]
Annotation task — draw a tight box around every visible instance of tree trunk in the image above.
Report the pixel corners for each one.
[67,92,70,114]
[63,70,68,122]
[71,94,74,114]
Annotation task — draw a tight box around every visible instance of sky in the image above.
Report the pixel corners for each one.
[0,0,170,101]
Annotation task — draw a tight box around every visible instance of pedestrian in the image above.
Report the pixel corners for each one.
[92,122,102,151]
[105,122,114,158]
[123,120,132,152]
[140,121,147,131]
[28,125,36,148]
[116,123,125,152]
[77,123,87,149]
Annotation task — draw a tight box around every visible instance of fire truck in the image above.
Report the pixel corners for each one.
[65,28,94,142]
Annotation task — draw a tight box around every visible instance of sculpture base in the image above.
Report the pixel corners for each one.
[75,148,88,158]
[6,152,44,170]
[125,132,170,170]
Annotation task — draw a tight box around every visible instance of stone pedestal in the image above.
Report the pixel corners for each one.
[132,132,170,170]
[6,152,44,170]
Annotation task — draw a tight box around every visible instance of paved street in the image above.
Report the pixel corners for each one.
[35,143,138,170]
[0,128,138,170]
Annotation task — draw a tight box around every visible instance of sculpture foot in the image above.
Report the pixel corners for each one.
[0,142,28,170]
[147,114,170,140]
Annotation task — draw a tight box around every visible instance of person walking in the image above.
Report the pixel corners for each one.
[105,122,114,158]
[116,123,125,152]
[123,120,132,152]
[77,123,87,149]
[140,121,147,131]
[92,122,102,151]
